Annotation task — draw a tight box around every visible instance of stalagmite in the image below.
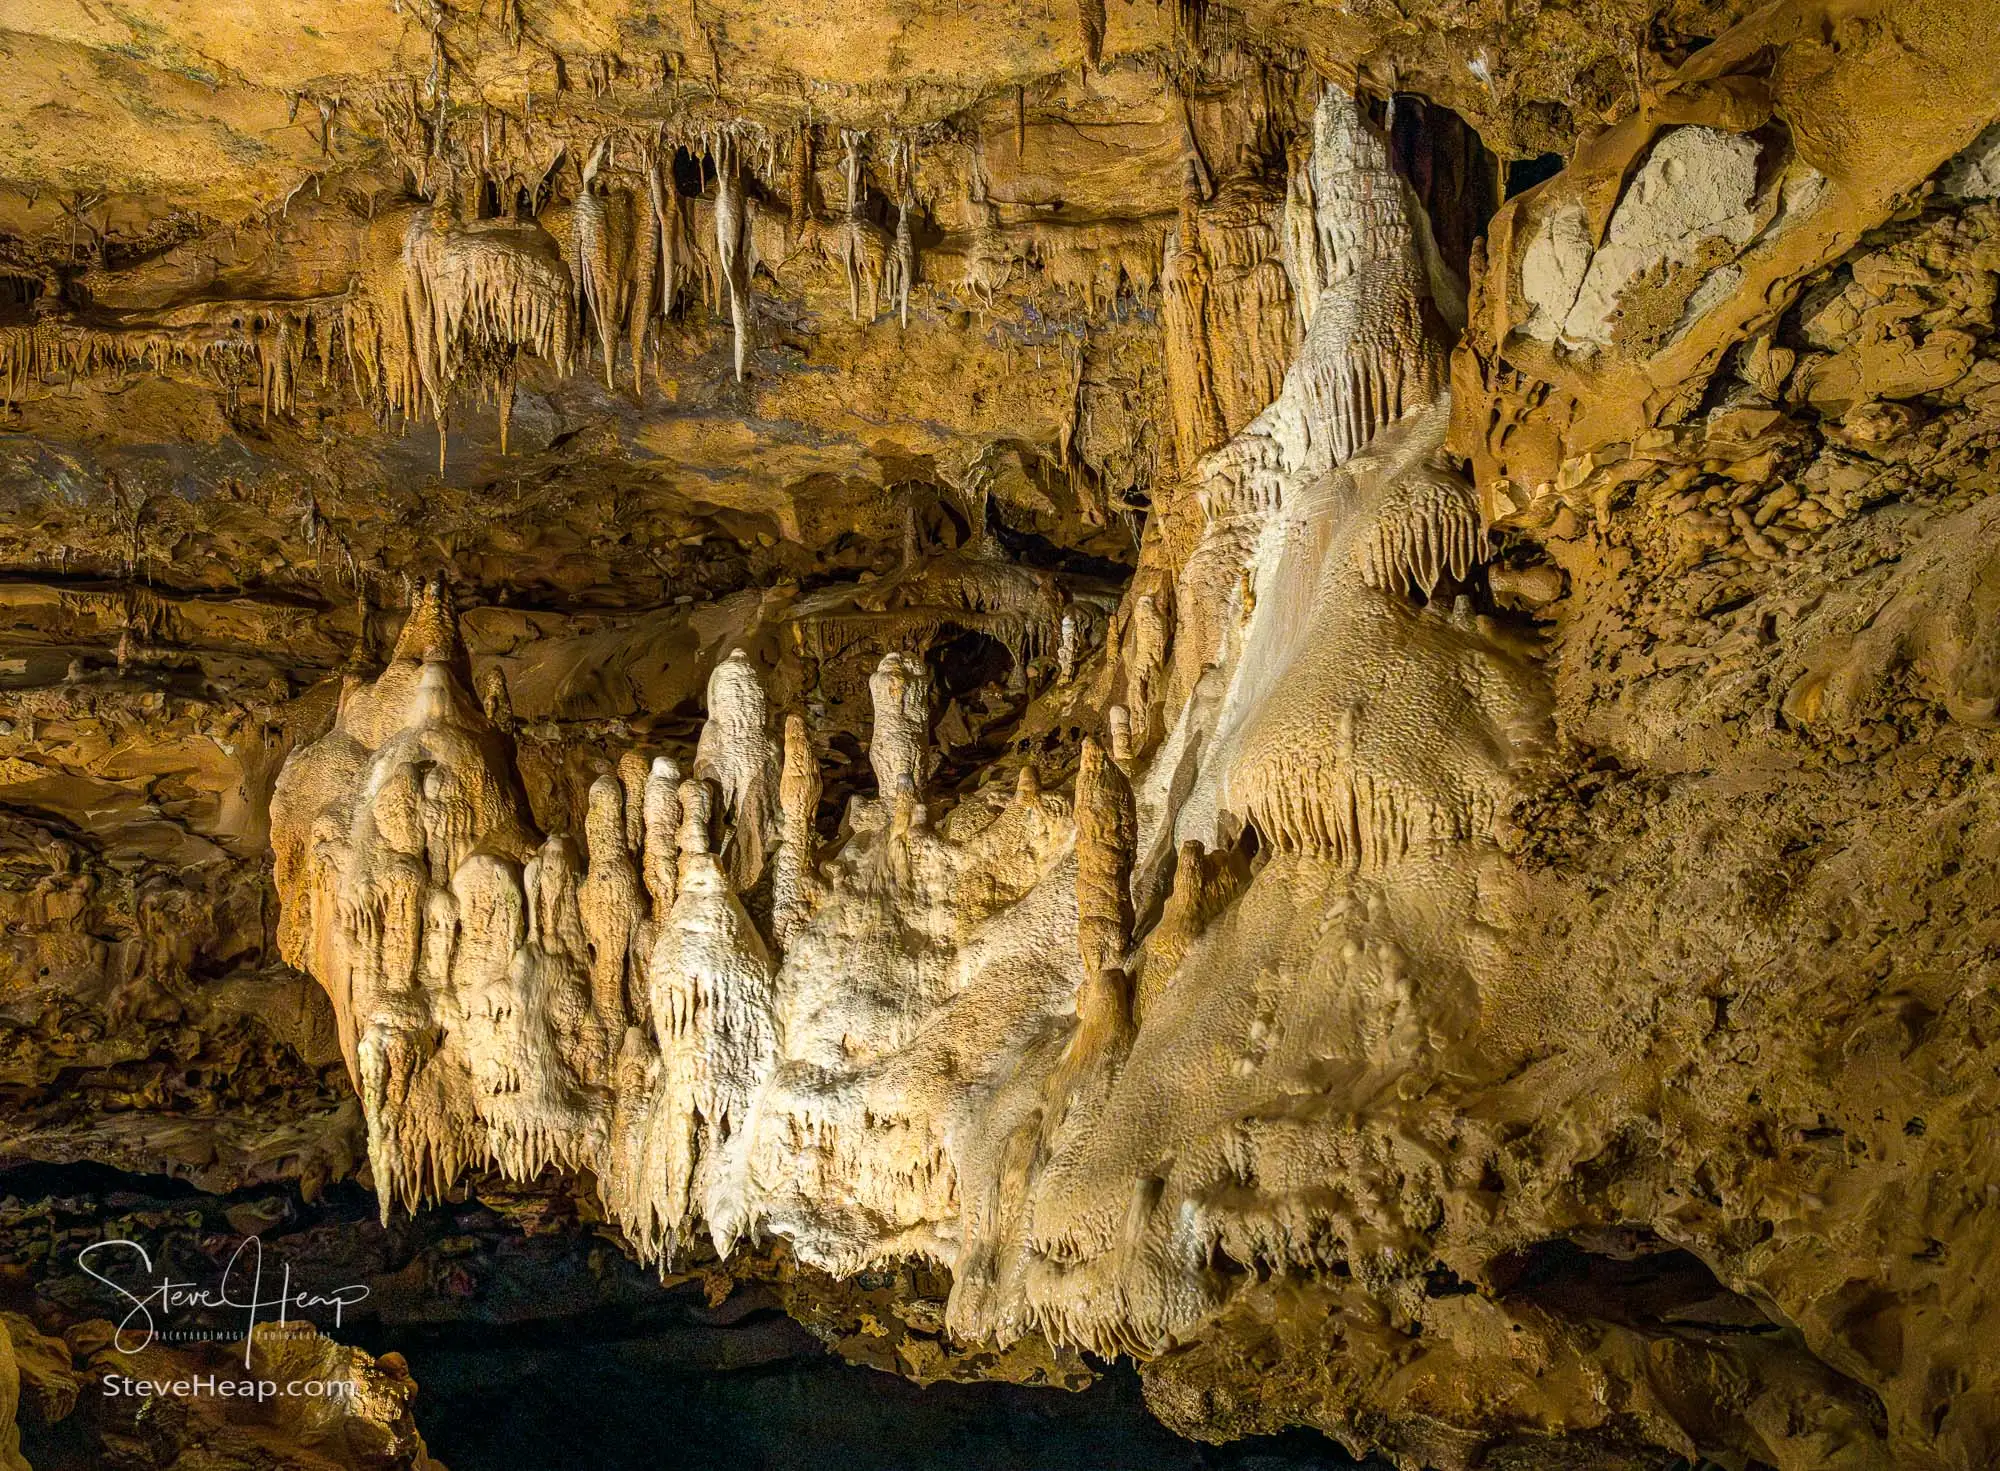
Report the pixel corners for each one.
[693,649,780,890]
[1223,405,1543,867]
[1134,839,1229,1019]
[1126,592,1170,749]
[269,74,1564,1386]
[866,651,930,800]
[641,757,684,919]
[1050,735,1136,1099]
[73,6,1986,1460]
[477,665,514,729]
[676,776,715,873]
[641,766,779,1256]
[1071,736,1134,980]
[772,712,822,950]
[579,775,644,1030]
[617,749,652,856]
[1106,704,1133,764]
[1104,707,1136,763]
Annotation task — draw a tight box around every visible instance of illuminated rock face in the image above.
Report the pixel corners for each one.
[272,78,1515,1263]
[260,83,1521,1452]
[254,43,2000,1458]
[0,0,1981,1458]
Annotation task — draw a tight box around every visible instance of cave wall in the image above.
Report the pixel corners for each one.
[1,1,1998,1468]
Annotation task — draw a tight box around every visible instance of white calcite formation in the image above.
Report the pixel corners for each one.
[272,83,1547,1361]
[1517,123,1808,356]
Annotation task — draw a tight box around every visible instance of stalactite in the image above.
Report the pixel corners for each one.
[1356,455,1485,596]
[645,147,682,323]
[2,301,341,420]
[832,130,888,322]
[346,201,573,444]
[1078,0,1106,70]
[574,142,630,391]
[789,121,817,248]
[1173,0,1207,52]
[885,138,918,330]
[627,158,661,397]
[714,133,752,381]
[260,80,1568,1419]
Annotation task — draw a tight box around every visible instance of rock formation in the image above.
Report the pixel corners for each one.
[3,0,2000,1466]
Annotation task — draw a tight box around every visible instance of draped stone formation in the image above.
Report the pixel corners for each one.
[272,75,1530,1339]
[261,54,2000,1463]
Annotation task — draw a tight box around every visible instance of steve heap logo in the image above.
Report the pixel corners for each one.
[99,1371,359,1402]
[76,1236,371,1373]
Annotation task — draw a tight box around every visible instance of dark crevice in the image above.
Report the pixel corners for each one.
[1505,153,1566,198]
[1490,1236,1781,1335]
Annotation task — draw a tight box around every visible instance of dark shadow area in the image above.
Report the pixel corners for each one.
[1505,153,1566,199]
[1491,1235,1779,1335]
[0,1161,1371,1471]
[1388,94,1499,274]
[388,1344,1369,1471]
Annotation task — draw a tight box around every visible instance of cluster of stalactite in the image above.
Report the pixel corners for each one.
[2,123,949,432]
[0,298,346,416]
[3,106,1230,461]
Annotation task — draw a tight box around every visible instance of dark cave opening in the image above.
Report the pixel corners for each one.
[1504,153,1567,198]
[925,628,1028,791]
[1387,94,1499,276]
[388,1341,1370,1471]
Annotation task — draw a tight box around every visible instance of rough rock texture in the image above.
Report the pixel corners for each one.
[3,0,2000,1467]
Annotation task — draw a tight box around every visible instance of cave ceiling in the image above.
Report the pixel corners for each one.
[3,0,2000,1469]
